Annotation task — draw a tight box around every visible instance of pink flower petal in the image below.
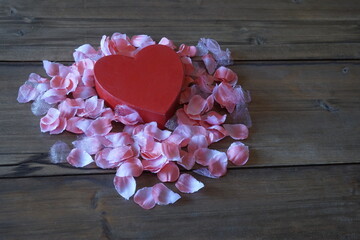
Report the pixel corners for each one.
[208,151,228,177]
[94,148,117,169]
[165,124,192,147]
[188,135,208,153]
[82,69,95,87]
[161,142,181,161]
[157,162,180,182]
[66,117,88,134]
[113,176,136,200]
[67,148,94,167]
[207,125,228,143]
[176,108,198,126]
[186,95,207,116]
[103,132,133,147]
[130,35,155,48]
[193,167,219,178]
[17,81,38,103]
[43,60,61,77]
[181,56,194,75]
[134,187,156,210]
[202,53,217,74]
[214,66,238,86]
[49,117,67,135]
[227,141,249,166]
[178,150,195,170]
[152,183,181,205]
[72,136,103,155]
[158,37,176,49]
[202,111,227,125]
[114,105,143,125]
[142,155,168,173]
[106,146,133,163]
[223,124,249,140]
[213,82,237,113]
[175,173,204,193]
[40,108,60,132]
[72,86,97,99]
[84,117,112,136]
[194,74,214,94]
[116,157,143,177]
[41,89,67,104]
[194,148,222,166]
[177,44,197,57]
[144,122,171,141]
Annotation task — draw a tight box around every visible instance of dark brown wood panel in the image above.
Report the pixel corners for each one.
[0,164,358,239]
[0,0,359,61]
[0,61,359,177]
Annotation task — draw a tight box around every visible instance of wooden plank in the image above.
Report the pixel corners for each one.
[0,61,359,177]
[0,165,359,239]
[0,0,360,61]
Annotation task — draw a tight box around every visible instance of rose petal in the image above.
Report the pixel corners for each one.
[50,117,67,135]
[175,173,204,193]
[202,53,217,74]
[43,60,61,77]
[67,148,94,167]
[116,157,143,177]
[227,141,249,166]
[106,146,133,163]
[17,81,38,103]
[177,44,197,57]
[186,95,207,116]
[130,35,155,48]
[41,89,67,104]
[114,105,143,125]
[208,151,228,177]
[103,132,133,147]
[158,37,176,49]
[161,141,181,161]
[94,148,117,169]
[72,136,103,155]
[223,124,248,140]
[40,108,60,132]
[202,111,227,125]
[84,117,112,136]
[188,135,208,153]
[113,176,136,200]
[193,167,219,179]
[214,66,238,86]
[142,155,168,173]
[152,183,181,205]
[72,86,97,99]
[134,187,156,210]
[157,162,180,182]
[178,150,195,170]
[144,122,171,141]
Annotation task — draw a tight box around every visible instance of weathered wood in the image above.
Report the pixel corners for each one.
[0,0,360,61]
[0,61,359,177]
[0,165,358,239]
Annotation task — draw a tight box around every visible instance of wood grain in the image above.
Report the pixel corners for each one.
[0,164,358,239]
[0,0,360,61]
[1,61,359,177]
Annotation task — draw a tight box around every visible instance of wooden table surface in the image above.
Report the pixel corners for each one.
[1,0,359,239]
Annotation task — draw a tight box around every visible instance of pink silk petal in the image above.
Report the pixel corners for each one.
[202,111,227,125]
[161,141,181,161]
[194,148,223,166]
[175,173,204,193]
[72,86,97,99]
[227,141,249,166]
[82,69,95,87]
[72,136,103,155]
[116,157,143,177]
[178,150,195,170]
[208,151,228,177]
[113,176,136,200]
[84,117,112,136]
[103,132,133,147]
[41,89,67,104]
[223,124,249,140]
[202,53,217,74]
[186,95,207,116]
[49,117,67,135]
[213,82,237,113]
[17,82,39,103]
[177,44,197,57]
[40,108,60,132]
[176,108,198,126]
[94,148,118,169]
[134,187,156,210]
[144,122,171,141]
[157,162,180,182]
[181,56,194,75]
[214,66,238,86]
[188,135,208,153]
[65,117,88,134]
[114,104,143,125]
[142,155,168,173]
[67,148,94,167]
[158,37,176,49]
[106,146,133,163]
[193,167,219,179]
[152,183,181,205]
[130,35,155,48]
[43,60,61,77]
[194,74,214,94]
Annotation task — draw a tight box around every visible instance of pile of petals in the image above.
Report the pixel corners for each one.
[17,33,251,209]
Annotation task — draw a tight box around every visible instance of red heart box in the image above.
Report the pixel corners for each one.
[94,45,184,128]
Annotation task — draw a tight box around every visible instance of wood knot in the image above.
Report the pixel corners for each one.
[342,67,349,74]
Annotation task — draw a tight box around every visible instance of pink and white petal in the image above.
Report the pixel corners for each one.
[72,136,103,155]
[188,135,209,153]
[144,122,171,141]
[106,146,133,163]
[207,125,228,143]
[113,176,136,200]
[101,108,115,120]
[40,108,61,132]
[202,111,227,125]
[17,82,39,103]
[152,183,181,205]
[94,148,118,169]
[227,141,249,166]
[116,157,143,177]
[177,44,197,57]
[193,167,219,179]
[186,95,207,116]
[176,108,198,126]
[158,37,176,49]
[223,124,249,140]
[213,83,237,113]
[165,124,192,147]
[50,76,68,89]
[114,105,143,125]
[202,53,217,74]
[175,173,204,193]
[141,141,163,160]
[50,117,67,135]
[82,69,95,87]
[181,56,194,75]
[104,132,133,147]
[130,35,155,48]
[41,89,67,104]
[178,150,195,170]
[67,148,94,167]
[72,86,97,99]
[142,155,168,173]
[85,117,112,136]
[157,162,180,182]
[194,148,222,166]
[161,141,181,161]
[214,66,238,86]
[43,60,61,77]
[134,187,156,210]
[66,117,85,134]
[208,152,228,177]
